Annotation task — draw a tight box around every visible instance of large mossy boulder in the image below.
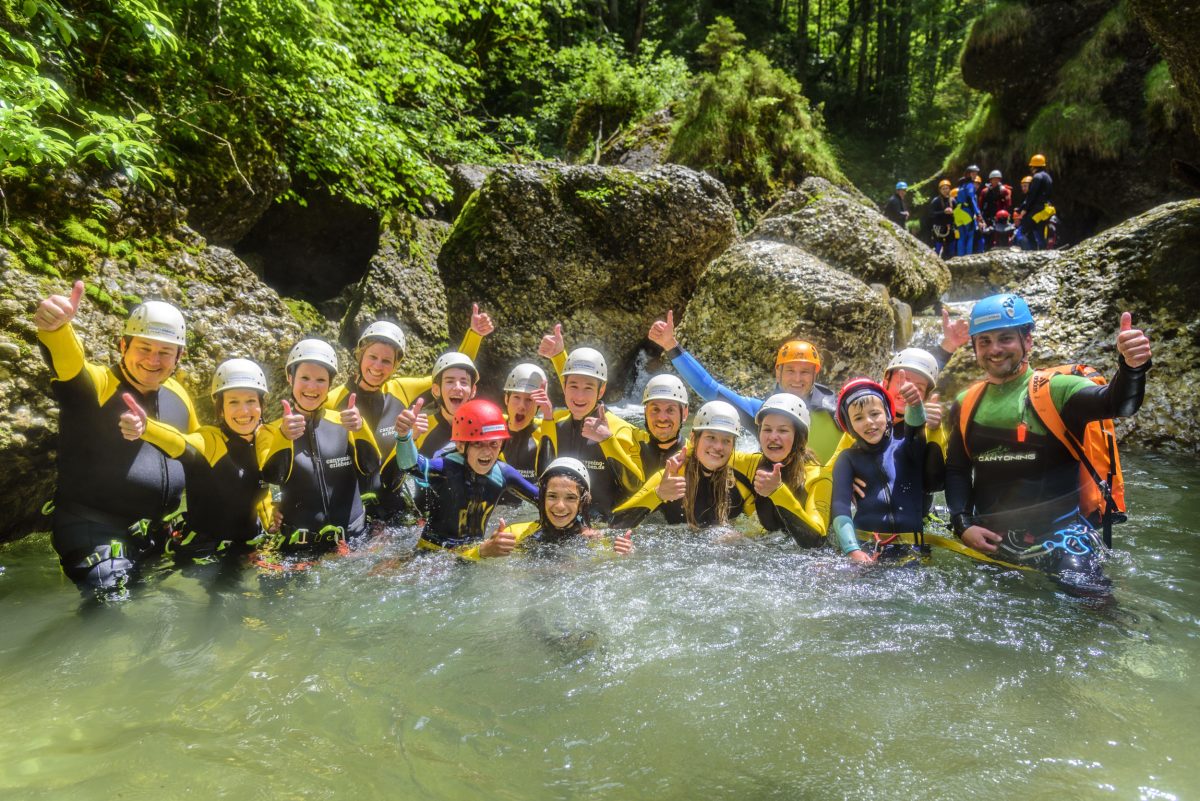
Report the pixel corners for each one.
[939,200,1200,450]
[437,163,737,396]
[749,177,951,310]
[944,249,1056,301]
[676,239,896,397]
[339,214,453,374]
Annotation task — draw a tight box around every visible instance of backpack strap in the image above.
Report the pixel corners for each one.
[956,381,989,459]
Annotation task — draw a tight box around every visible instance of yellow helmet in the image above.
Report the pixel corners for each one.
[1021,175,1032,186]
[938,179,951,189]
[950,188,959,198]
[775,340,821,372]
[1029,153,1047,167]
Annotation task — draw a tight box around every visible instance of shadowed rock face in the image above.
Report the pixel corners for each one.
[676,239,896,398]
[938,199,1200,451]
[437,163,738,400]
[1128,0,1200,139]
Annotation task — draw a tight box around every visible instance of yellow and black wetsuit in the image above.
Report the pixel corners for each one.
[747,454,830,547]
[414,410,456,457]
[611,452,822,544]
[327,330,481,516]
[257,408,380,554]
[632,429,685,478]
[140,419,272,562]
[501,415,545,482]
[37,323,198,590]
[536,410,644,522]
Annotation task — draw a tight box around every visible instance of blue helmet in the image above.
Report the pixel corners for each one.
[895,181,908,191]
[968,293,1035,336]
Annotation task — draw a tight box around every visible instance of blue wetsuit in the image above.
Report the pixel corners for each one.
[831,404,926,555]
[956,179,981,257]
[392,436,539,552]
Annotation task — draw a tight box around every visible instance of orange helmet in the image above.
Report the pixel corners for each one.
[938,179,951,189]
[452,399,510,442]
[775,340,821,372]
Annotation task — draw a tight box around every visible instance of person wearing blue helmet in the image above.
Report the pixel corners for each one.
[944,293,1152,596]
[883,181,910,228]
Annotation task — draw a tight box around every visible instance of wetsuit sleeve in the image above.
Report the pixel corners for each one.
[349,421,381,477]
[1056,361,1149,431]
[766,480,827,547]
[829,453,863,554]
[256,421,294,484]
[163,377,200,433]
[832,514,860,555]
[37,323,90,382]
[140,418,223,468]
[944,402,974,534]
[459,328,483,361]
[501,462,539,505]
[326,384,348,410]
[666,346,763,422]
[609,471,665,530]
[391,376,431,407]
[601,416,645,495]
[550,351,566,390]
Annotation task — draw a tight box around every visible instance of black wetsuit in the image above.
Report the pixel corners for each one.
[329,380,410,518]
[537,412,644,523]
[502,423,541,482]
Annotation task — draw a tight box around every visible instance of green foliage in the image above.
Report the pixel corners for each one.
[1144,60,1183,132]
[530,37,690,160]
[669,21,845,216]
[966,1,1034,50]
[695,16,745,70]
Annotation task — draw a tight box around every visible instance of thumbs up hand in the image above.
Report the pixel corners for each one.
[894,369,923,409]
[339,392,363,432]
[479,519,516,558]
[924,393,943,430]
[394,397,425,438]
[538,323,565,358]
[280,399,306,441]
[753,460,784,497]
[35,280,86,332]
[648,309,679,351]
[118,392,148,441]
[470,303,495,337]
[1116,311,1151,369]
[656,451,687,502]
[531,380,553,420]
[581,403,612,443]
[613,530,634,555]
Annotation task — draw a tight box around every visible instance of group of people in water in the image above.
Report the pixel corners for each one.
[886,153,1057,258]
[31,274,1151,599]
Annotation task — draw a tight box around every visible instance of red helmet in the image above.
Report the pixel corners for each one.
[995,209,1010,220]
[452,399,510,442]
[835,377,895,433]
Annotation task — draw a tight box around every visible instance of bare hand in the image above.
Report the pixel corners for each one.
[656,451,687,502]
[537,323,564,358]
[894,368,923,409]
[852,477,867,500]
[479,519,515,558]
[940,307,970,353]
[394,397,425,438]
[963,525,1003,554]
[848,549,876,564]
[280,400,306,441]
[34,280,85,332]
[581,403,612,443]
[924,393,943,430]
[613,530,634,555]
[470,303,494,337]
[648,309,679,351]
[1116,311,1151,369]
[753,461,783,497]
[531,381,553,420]
[340,392,362,432]
[269,508,282,534]
[118,392,147,441]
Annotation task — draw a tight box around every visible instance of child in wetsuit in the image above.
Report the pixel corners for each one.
[391,398,539,560]
[506,457,634,557]
[830,375,927,562]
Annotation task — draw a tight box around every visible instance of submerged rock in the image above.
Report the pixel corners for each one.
[437,163,737,396]
[749,177,950,310]
[677,239,895,396]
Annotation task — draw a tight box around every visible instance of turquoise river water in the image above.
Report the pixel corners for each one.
[1,450,1197,800]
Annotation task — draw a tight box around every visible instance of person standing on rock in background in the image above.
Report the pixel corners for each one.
[954,165,983,257]
[257,339,380,562]
[33,281,199,595]
[119,359,274,566]
[326,305,492,520]
[945,293,1151,596]
[979,170,1012,249]
[1016,155,1053,251]
[929,179,956,260]
[884,182,910,228]
[647,310,842,465]
[530,334,644,522]
[499,362,554,485]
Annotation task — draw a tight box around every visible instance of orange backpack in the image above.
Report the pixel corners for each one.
[958,364,1126,544]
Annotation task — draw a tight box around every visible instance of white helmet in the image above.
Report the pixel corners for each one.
[210,358,269,398]
[357,320,406,355]
[541,456,590,490]
[504,363,547,394]
[885,347,940,387]
[989,169,1003,180]
[433,351,479,383]
[692,400,740,436]
[124,301,186,347]
[755,393,811,432]
[642,374,688,406]
[562,347,608,383]
[286,338,338,375]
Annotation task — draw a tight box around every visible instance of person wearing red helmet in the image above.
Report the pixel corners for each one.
[390,398,539,559]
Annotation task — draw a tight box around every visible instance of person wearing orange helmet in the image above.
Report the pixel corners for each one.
[647,311,841,464]
[390,398,538,559]
[928,178,955,259]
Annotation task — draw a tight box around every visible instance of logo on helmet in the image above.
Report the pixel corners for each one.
[1002,296,1016,319]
